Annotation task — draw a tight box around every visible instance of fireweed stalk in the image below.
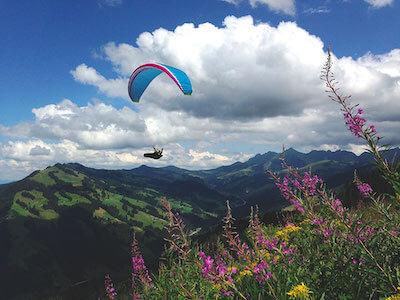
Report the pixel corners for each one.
[222,200,278,299]
[161,197,248,299]
[322,46,400,202]
[265,156,342,263]
[221,198,307,298]
[353,169,392,220]
[131,233,156,298]
[160,197,192,261]
[104,274,117,300]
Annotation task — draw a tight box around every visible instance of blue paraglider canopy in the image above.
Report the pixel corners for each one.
[128,63,192,102]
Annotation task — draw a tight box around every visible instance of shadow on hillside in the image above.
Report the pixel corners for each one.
[0,205,165,300]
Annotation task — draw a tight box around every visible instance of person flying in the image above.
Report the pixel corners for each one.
[144,146,163,159]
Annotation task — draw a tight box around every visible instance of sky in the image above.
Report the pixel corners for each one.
[0,0,399,182]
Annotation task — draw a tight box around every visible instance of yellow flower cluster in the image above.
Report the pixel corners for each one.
[287,282,313,299]
[258,247,279,263]
[386,287,400,300]
[299,219,311,225]
[275,224,302,241]
[212,283,223,299]
[213,283,222,290]
[237,269,252,281]
[334,219,347,230]
[259,249,271,260]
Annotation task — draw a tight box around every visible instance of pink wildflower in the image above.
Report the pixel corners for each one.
[132,238,153,287]
[344,111,367,137]
[311,218,323,225]
[283,248,293,255]
[104,274,117,300]
[220,289,231,296]
[323,227,334,237]
[357,183,373,198]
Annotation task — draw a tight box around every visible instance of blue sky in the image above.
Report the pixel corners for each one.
[1,0,399,182]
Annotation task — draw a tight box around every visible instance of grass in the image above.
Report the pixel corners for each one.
[29,167,57,186]
[8,202,31,217]
[29,165,86,187]
[169,199,193,214]
[93,207,123,223]
[9,190,60,219]
[56,191,91,206]
[55,168,85,186]
[217,166,256,179]
[15,190,48,207]
[132,210,167,230]
[39,208,59,220]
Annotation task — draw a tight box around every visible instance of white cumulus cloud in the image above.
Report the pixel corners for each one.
[0,99,150,149]
[98,0,123,7]
[71,64,128,99]
[220,0,241,5]
[249,0,296,15]
[303,6,330,15]
[363,0,394,8]
[1,15,399,181]
[30,145,51,156]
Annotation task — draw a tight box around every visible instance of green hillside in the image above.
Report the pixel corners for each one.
[0,163,227,299]
[0,147,398,299]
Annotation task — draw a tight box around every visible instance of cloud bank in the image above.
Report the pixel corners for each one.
[1,15,399,180]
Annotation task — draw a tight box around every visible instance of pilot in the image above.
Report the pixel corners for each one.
[144,146,163,159]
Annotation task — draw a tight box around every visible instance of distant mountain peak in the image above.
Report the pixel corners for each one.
[285,147,299,154]
[138,164,150,168]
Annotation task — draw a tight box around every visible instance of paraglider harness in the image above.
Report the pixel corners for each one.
[144,146,163,159]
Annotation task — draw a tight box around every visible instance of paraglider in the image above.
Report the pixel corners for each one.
[128,63,192,159]
[128,63,192,102]
[144,146,163,160]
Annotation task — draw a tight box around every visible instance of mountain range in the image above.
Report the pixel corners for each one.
[0,147,398,299]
